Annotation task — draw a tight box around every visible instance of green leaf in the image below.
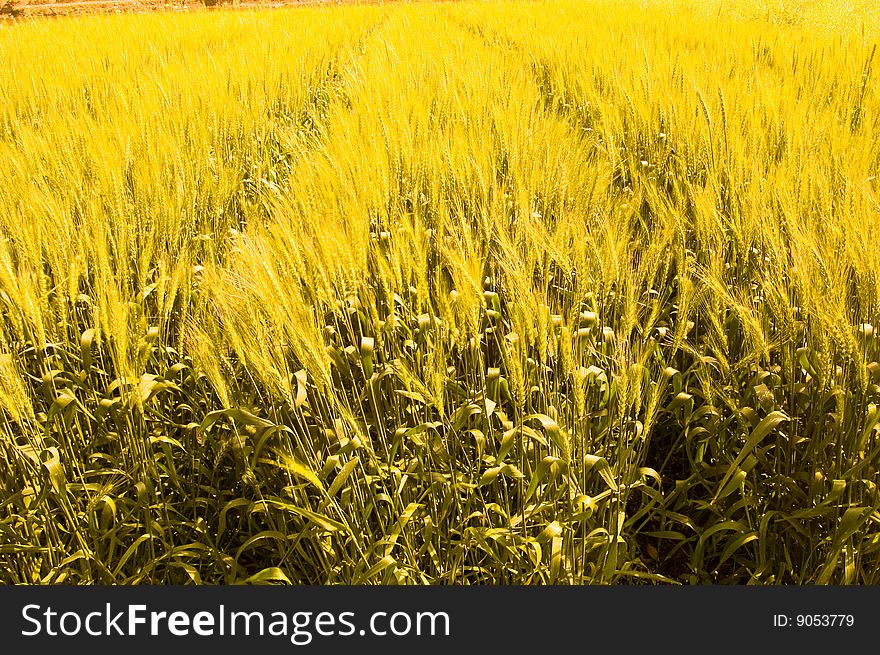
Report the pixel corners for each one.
[260,498,350,534]
[355,555,397,584]
[238,567,292,585]
[525,414,570,460]
[200,408,276,433]
[713,411,788,503]
[266,453,323,491]
[584,454,618,491]
[327,456,360,498]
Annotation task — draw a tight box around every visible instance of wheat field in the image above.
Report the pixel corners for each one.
[1,0,879,584]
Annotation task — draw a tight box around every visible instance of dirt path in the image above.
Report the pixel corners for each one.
[6,0,356,17]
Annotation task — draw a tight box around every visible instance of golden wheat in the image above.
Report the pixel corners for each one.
[0,0,878,584]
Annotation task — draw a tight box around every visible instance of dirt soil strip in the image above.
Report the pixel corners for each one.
[6,0,375,17]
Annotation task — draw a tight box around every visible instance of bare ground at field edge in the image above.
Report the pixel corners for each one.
[3,0,389,18]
